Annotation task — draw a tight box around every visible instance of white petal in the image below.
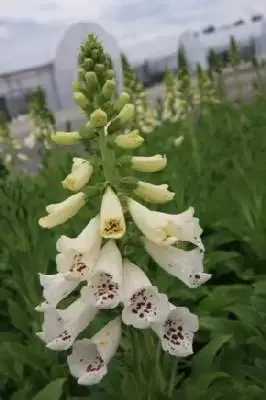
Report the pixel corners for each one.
[56,216,102,280]
[127,198,177,246]
[152,305,199,357]
[38,273,79,307]
[122,261,169,329]
[67,317,121,386]
[38,308,65,344]
[81,241,122,309]
[100,186,126,239]
[134,182,175,204]
[144,238,211,288]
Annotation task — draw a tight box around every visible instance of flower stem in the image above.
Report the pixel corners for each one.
[99,128,115,185]
[167,357,178,398]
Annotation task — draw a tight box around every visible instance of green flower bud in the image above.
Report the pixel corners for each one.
[77,68,86,80]
[114,92,131,111]
[91,49,99,61]
[73,91,89,108]
[72,81,82,91]
[83,58,94,70]
[118,104,135,124]
[102,80,115,99]
[106,69,115,79]
[90,109,108,128]
[85,71,100,93]
[95,64,105,75]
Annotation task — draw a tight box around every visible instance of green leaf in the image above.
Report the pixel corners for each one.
[32,378,66,400]
[192,334,232,376]
[8,299,30,335]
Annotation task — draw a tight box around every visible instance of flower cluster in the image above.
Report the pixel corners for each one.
[121,54,159,134]
[36,34,211,387]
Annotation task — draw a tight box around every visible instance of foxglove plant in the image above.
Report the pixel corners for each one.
[36,34,211,389]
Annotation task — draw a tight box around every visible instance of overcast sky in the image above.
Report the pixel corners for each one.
[0,0,266,68]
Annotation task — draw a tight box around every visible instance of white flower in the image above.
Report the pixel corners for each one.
[37,299,97,351]
[152,303,199,357]
[24,134,36,149]
[134,182,175,204]
[62,157,93,192]
[122,260,169,329]
[144,238,211,288]
[56,215,102,280]
[67,317,121,385]
[131,155,167,173]
[35,273,79,311]
[100,186,126,239]
[127,198,177,246]
[154,207,204,251]
[115,130,144,149]
[38,192,86,229]
[81,240,122,309]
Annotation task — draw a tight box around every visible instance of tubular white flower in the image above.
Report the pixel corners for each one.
[51,131,81,145]
[37,299,98,351]
[56,215,102,280]
[134,181,175,204]
[127,198,177,246]
[67,317,121,386]
[115,131,144,149]
[62,157,93,192]
[154,207,204,251]
[122,260,169,329]
[81,240,122,309]
[144,238,211,288]
[152,303,199,357]
[100,186,126,239]
[35,273,79,311]
[38,192,86,229]
[131,155,167,173]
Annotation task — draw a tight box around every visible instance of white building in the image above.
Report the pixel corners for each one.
[0,22,123,120]
[178,17,266,70]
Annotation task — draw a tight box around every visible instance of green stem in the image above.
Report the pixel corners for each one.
[99,129,115,184]
[167,357,178,398]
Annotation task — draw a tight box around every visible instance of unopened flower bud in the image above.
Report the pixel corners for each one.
[83,58,93,70]
[106,69,115,79]
[95,64,105,75]
[102,80,115,99]
[85,71,100,93]
[77,68,86,80]
[73,91,89,108]
[134,181,175,204]
[174,136,184,147]
[114,130,144,149]
[91,49,99,60]
[118,104,135,124]
[114,92,131,111]
[51,131,81,145]
[90,109,108,128]
[72,81,82,91]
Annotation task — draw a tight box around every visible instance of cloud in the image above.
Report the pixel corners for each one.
[0,0,265,70]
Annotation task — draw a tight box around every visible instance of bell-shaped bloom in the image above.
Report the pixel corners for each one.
[62,157,93,192]
[134,182,175,204]
[35,273,79,311]
[39,192,86,229]
[153,207,204,251]
[131,155,167,173]
[122,260,169,329]
[51,131,81,145]
[152,303,199,357]
[56,215,102,280]
[127,198,177,246]
[67,316,122,386]
[144,238,211,288]
[115,130,144,149]
[81,240,122,309]
[100,186,126,239]
[37,299,97,351]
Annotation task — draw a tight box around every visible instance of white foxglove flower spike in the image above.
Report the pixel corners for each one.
[100,186,126,239]
[127,198,177,246]
[152,303,199,357]
[134,181,175,204]
[122,260,169,329]
[56,215,102,280]
[144,238,211,288]
[62,157,93,192]
[131,155,167,173]
[67,316,121,386]
[38,192,86,229]
[35,273,79,311]
[37,299,97,351]
[81,240,122,309]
